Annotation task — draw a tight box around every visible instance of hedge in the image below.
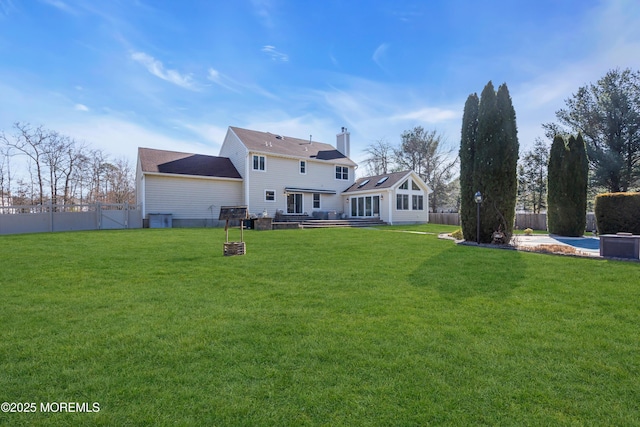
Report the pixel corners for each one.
[594,192,640,235]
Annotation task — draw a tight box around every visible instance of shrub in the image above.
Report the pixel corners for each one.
[524,228,533,236]
[594,192,640,234]
[450,228,464,240]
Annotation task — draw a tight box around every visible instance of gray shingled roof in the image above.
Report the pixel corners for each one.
[138,148,242,179]
[230,126,357,167]
[343,171,411,193]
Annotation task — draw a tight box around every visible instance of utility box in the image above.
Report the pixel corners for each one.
[599,233,640,259]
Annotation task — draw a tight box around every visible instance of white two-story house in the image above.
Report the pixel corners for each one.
[136,126,431,226]
[219,126,356,218]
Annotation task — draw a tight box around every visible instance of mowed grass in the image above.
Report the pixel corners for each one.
[0,225,639,426]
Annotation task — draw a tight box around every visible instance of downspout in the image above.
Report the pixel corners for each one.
[140,175,146,218]
[387,189,393,225]
[244,153,250,210]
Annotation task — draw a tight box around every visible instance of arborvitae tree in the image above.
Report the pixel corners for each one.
[547,135,566,234]
[459,93,479,241]
[464,81,519,243]
[566,133,589,235]
[473,82,499,242]
[547,134,589,236]
[494,83,519,239]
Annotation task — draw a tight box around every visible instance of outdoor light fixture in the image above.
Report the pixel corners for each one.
[474,191,482,244]
[474,191,482,204]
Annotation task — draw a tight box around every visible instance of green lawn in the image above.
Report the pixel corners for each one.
[1,225,639,426]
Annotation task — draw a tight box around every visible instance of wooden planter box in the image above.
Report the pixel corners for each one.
[223,241,246,256]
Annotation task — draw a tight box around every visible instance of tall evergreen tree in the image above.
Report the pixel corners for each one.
[562,134,589,235]
[466,81,519,243]
[495,83,519,238]
[473,82,499,242]
[459,93,479,241]
[547,134,589,236]
[547,135,566,234]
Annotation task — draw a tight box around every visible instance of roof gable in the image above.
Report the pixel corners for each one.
[229,126,356,166]
[138,148,241,179]
[343,170,433,194]
[343,171,410,193]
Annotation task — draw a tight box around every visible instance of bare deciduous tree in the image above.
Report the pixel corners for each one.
[363,138,394,176]
[395,127,458,212]
[2,123,50,205]
[1,123,135,206]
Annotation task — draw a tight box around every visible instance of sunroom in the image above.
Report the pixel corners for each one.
[342,170,432,225]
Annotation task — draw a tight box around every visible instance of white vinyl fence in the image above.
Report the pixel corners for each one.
[429,212,597,232]
[0,203,142,235]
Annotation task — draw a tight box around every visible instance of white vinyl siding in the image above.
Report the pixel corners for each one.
[246,155,352,216]
[219,131,249,178]
[144,174,242,220]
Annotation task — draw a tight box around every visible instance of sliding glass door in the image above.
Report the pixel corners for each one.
[287,193,303,214]
[350,195,380,217]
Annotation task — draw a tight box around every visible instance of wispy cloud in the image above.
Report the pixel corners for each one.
[251,0,275,29]
[0,0,15,17]
[74,103,89,112]
[176,121,227,148]
[207,68,241,93]
[131,51,198,90]
[57,116,217,159]
[391,107,458,123]
[261,45,289,62]
[207,67,278,100]
[372,43,390,70]
[40,0,76,15]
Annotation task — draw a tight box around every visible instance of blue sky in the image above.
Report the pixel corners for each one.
[1,0,639,171]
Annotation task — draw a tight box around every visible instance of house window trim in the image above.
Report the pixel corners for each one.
[335,165,349,181]
[396,176,425,211]
[300,160,307,175]
[313,193,321,209]
[265,189,276,202]
[252,154,266,172]
[350,195,381,217]
[412,194,424,210]
[287,192,304,214]
[396,194,409,210]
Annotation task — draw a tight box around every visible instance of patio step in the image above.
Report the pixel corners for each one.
[300,218,387,228]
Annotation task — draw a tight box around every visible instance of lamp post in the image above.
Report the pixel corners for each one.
[474,191,482,244]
